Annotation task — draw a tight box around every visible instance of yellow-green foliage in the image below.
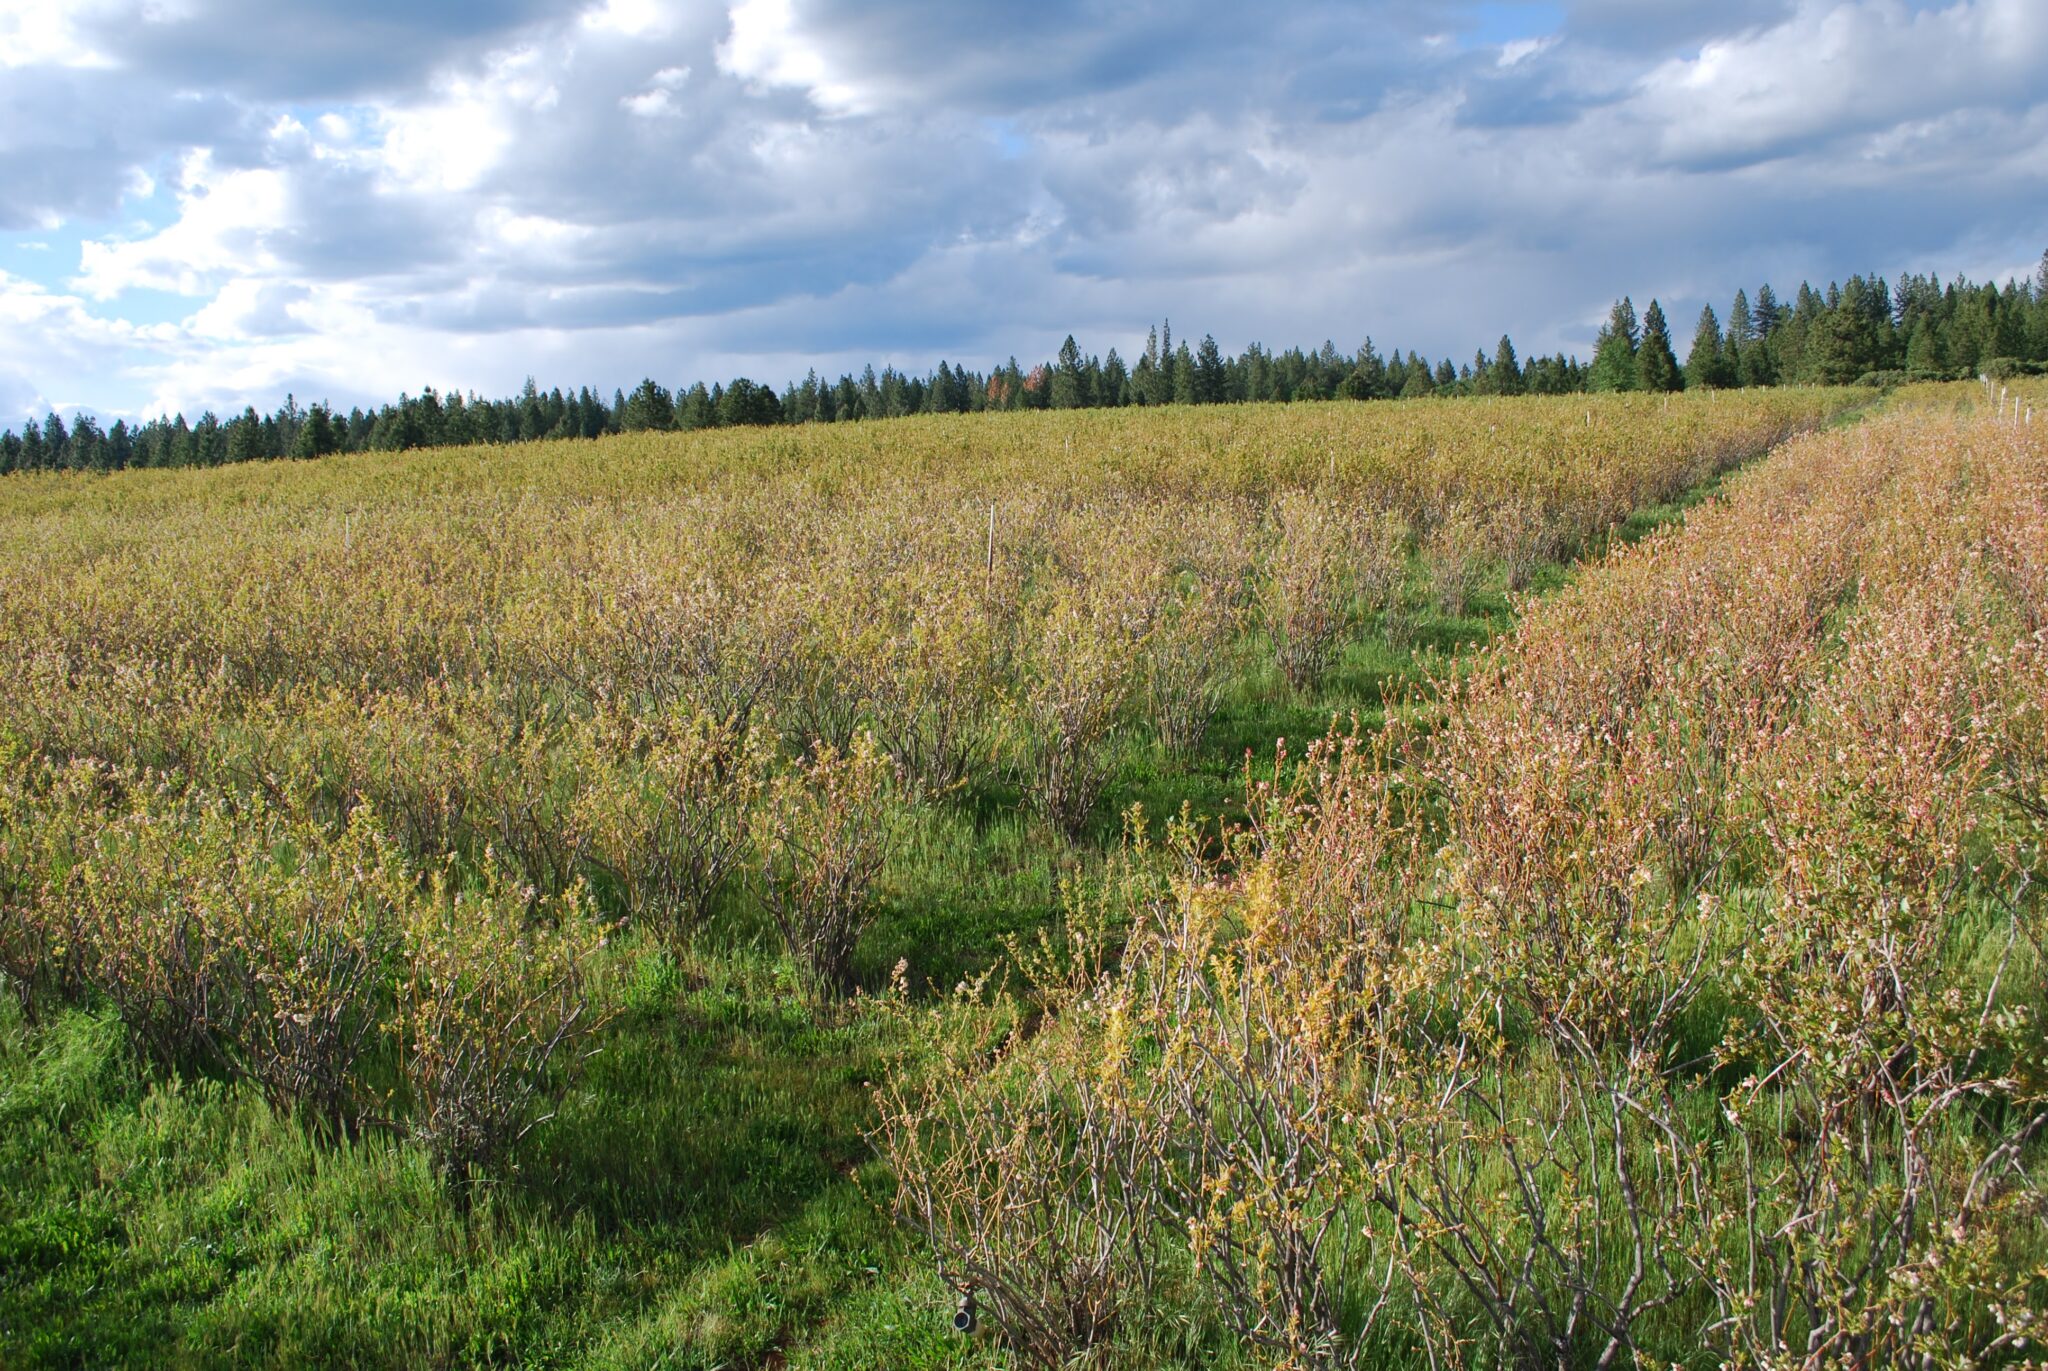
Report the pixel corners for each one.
[0,392,1848,1179]
[0,759,606,1171]
[879,408,2048,1368]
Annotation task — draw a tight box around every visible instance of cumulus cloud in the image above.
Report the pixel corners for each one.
[73,150,291,299]
[1631,0,2048,169]
[0,0,2043,424]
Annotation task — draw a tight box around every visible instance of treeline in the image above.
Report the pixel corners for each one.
[1596,263,2048,393]
[5,256,2045,476]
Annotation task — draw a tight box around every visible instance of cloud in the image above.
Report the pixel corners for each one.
[1630,0,2048,169]
[73,150,291,299]
[0,0,2043,426]
[70,0,566,100]
[719,0,873,113]
[0,0,121,69]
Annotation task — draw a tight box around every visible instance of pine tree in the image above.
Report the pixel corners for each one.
[106,418,133,469]
[1194,335,1227,403]
[1342,337,1388,400]
[1468,349,1494,395]
[1803,305,1862,385]
[1147,323,1176,406]
[1637,299,1682,392]
[1244,345,1273,402]
[1727,290,1754,351]
[227,407,264,465]
[1172,341,1196,404]
[292,403,340,458]
[621,378,676,431]
[1904,318,1947,376]
[1102,348,1129,406]
[1589,297,1640,392]
[1051,335,1090,409]
[1725,290,1755,382]
[1753,284,1781,339]
[1401,352,1435,398]
[1491,335,1522,395]
[1684,305,1734,389]
[718,378,782,427]
[678,382,716,430]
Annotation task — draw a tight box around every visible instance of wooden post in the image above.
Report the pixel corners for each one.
[984,502,996,598]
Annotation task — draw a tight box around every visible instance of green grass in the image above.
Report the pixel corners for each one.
[0,965,974,1371]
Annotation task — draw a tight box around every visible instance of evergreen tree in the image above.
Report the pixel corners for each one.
[1466,349,1493,395]
[1904,318,1947,376]
[678,382,717,429]
[1752,284,1781,338]
[621,378,675,431]
[1775,284,1824,382]
[1491,335,1522,395]
[1803,304,1862,385]
[1146,323,1176,405]
[1724,290,1755,384]
[106,419,133,470]
[195,412,228,466]
[1992,281,2028,361]
[1139,326,1165,405]
[1401,351,1435,398]
[1102,348,1129,407]
[1130,354,1155,405]
[1171,341,1196,404]
[1636,299,1682,392]
[1684,304,1735,389]
[69,414,106,471]
[1589,297,1640,392]
[1799,277,1888,385]
[227,407,264,465]
[292,403,340,459]
[1341,337,1387,400]
[1726,290,1755,352]
[1243,345,1273,402]
[717,377,782,427]
[1146,321,1179,403]
[1193,335,1227,403]
[1051,335,1090,409]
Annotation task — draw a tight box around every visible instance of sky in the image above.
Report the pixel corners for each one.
[1,0,2045,423]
